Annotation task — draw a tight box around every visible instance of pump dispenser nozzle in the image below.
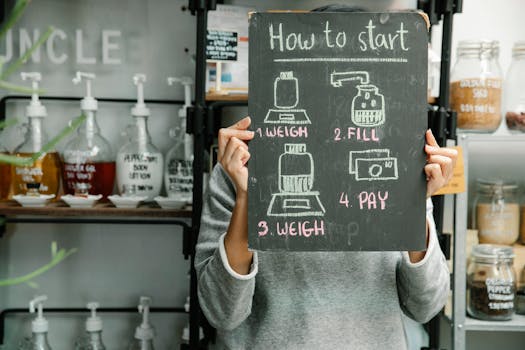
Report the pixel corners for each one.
[135,296,155,340]
[21,72,47,118]
[29,295,49,333]
[73,72,98,111]
[132,74,150,117]
[86,302,103,332]
[167,77,193,118]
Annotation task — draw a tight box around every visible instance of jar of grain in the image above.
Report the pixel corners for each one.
[473,179,519,245]
[504,41,525,132]
[467,244,516,321]
[450,40,503,132]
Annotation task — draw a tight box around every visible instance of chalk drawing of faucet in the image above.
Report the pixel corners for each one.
[330,71,385,127]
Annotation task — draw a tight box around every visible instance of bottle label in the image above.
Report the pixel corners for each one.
[166,159,193,198]
[450,78,502,131]
[11,153,61,196]
[485,278,515,310]
[116,152,163,200]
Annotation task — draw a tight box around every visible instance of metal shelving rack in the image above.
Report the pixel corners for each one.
[452,133,525,350]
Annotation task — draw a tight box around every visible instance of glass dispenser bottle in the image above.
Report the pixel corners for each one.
[164,77,193,203]
[62,72,115,198]
[504,41,525,132]
[11,72,61,197]
[18,295,53,350]
[116,74,163,200]
[128,297,155,350]
[75,303,106,350]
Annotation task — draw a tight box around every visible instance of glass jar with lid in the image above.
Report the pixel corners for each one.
[467,244,516,320]
[472,179,519,245]
[504,41,525,132]
[450,40,503,132]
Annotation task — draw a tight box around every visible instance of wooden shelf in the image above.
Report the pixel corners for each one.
[0,200,192,218]
[206,92,248,102]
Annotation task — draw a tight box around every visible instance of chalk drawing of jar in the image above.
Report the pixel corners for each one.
[274,71,299,109]
[330,71,386,127]
[279,143,313,193]
[352,85,385,127]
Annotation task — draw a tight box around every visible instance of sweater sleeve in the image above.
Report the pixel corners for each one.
[195,164,257,331]
[396,198,450,323]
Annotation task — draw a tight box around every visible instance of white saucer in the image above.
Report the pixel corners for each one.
[61,194,102,208]
[13,194,55,207]
[154,196,187,209]
[108,195,147,208]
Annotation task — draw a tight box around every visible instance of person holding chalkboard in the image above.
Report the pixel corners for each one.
[195,115,456,349]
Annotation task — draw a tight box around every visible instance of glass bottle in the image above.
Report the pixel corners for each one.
[164,77,193,202]
[62,72,115,198]
[450,40,503,133]
[19,296,53,350]
[504,41,525,132]
[128,297,155,350]
[472,179,519,245]
[467,244,516,321]
[116,74,163,200]
[75,303,106,350]
[11,73,61,197]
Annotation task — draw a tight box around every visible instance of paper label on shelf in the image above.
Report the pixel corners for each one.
[433,146,465,196]
[116,152,163,200]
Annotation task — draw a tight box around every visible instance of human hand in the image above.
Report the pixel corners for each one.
[218,116,255,194]
[424,129,458,198]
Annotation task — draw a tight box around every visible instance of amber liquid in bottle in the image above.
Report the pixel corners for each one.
[62,161,116,198]
[0,153,11,200]
[11,152,62,196]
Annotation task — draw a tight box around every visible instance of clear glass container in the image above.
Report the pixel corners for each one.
[450,40,503,132]
[504,41,525,132]
[164,126,193,202]
[116,115,163,201]
[75,332,106,350]
[62,110,115,198]
[18,333,53,350]
[467,244,516,321]
[11,117,61,197]
[473,179,519,245]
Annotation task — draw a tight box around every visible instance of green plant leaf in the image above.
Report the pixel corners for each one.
[0,79,39,94]
[1,26,54,79]
[0,118,18,130]
[0,243,78,287]
[0,115,85,165]
[0,0,31,40]
[29,114,86,162]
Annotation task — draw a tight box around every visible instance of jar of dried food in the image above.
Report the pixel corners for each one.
[450,40,502,132]
[504,41,525,132]
[467,244,516,321]
[473,179,519,245]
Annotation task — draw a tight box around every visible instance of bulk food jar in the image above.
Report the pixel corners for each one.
[450,40,503,132]
[467,244,516,321]
[504,41,525,132]
[473,179,519,245]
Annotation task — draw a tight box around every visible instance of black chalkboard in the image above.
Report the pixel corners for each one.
[206,30,238,61]
[247,12,428,251]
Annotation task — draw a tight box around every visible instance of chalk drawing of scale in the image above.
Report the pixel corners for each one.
[330,71,385,127]
[264,71,311,125]
[267,143,325,217]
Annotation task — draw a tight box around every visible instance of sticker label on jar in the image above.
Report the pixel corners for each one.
[450,78,502,131]
[476,203,520,245]
[485,278,515,310]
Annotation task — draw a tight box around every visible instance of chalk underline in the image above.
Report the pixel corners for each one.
[273,57,408,63]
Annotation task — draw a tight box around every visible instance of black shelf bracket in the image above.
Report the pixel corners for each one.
[188,0,217,14]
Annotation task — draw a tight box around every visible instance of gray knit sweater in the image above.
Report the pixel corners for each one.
[196,164,449,349]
